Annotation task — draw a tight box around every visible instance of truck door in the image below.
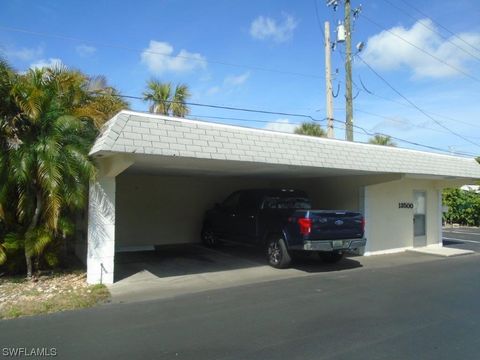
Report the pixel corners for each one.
[235,191,259,243]
[215,191,240,239]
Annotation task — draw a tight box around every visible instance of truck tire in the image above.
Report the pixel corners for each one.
[266,235,291,269]
[201,225,219,248]
[319,251,344,263]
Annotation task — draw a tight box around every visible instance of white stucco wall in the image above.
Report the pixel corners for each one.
[115,174,271,248]
[364,178,442,255]
[116,173,421,252]
[87,177,116,284]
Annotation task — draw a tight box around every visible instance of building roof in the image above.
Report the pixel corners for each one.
[90,110,480,179]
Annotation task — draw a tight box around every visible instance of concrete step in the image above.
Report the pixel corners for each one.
[407,245,474,257]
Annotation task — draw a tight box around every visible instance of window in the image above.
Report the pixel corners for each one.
[262,196,311,210]
[222,192,240,210]
[238,192,259,214]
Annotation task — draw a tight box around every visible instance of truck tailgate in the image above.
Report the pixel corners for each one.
[298,210,364,240]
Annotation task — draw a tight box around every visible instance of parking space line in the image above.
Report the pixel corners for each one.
[443,237,480,244]
[444,231,480,236]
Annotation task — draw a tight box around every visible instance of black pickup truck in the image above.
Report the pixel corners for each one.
[201,189,366,268]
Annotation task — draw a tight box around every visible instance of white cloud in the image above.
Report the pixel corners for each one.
[264,118,296,133]
[362,19,480,78]
[4,46,43,62]
[224,71,250,86]
[205,72,250,96]
[30,58,63,69]
[206,86,220,95]
[250,13,298,43]
[141,40,207,74]
[371,117,415,132]
[76,44,96,57]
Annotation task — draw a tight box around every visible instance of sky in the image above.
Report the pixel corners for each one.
[1,0,479,157]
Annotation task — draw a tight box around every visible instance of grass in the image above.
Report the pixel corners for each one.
[0,273,110,320]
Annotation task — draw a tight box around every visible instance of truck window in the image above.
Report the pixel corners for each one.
[238,192,260,214]
[262,196,311,210]
[222,192,240,210]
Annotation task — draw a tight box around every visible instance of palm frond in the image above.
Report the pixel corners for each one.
[24,228,53,257]
[294,122,326,137]
[171,83,190,117]
[0,243,6,265]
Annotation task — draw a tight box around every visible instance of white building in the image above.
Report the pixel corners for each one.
[79,110,480,284]
[460,185,480,193]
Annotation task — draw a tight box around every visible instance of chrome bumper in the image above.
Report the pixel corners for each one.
[300,238,367,251]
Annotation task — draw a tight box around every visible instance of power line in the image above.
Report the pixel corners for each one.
[120,94,324,122]
[332,118,476,157]
[398,0,480,54]
[314,0,326,46]
[356,54,480,149]
[355,108,480,140]
[188,113,313,126]
[335,48,479,130]
[351,82,478,129]
[361,14,480,83]
[382,0,480,63]
[188,111,477,157]
[0,25,325,80]
[120,94,477,156]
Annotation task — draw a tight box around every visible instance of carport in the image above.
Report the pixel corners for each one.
[79,110,480,284]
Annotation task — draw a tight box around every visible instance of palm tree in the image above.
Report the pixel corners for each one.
[73,75,128,128]
[143,80,190,117]
[368,134,396,146]
[294,122,326,137]
[0,61,125,277]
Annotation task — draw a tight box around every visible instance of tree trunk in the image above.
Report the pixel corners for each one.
[25,191,42,279]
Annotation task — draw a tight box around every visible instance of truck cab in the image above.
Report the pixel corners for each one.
[202,189,366,268]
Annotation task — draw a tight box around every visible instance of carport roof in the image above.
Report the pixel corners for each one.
[90,110,480,179]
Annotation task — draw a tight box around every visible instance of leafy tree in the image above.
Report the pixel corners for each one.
[73,75,128,128]
[368,134,396,146]
[294,122,326,137]
[443,188,480,226]
[143,80,190,117]
[0,61,127,277]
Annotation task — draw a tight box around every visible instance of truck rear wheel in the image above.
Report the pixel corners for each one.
[266,236,291,269]
[319,251,344,263]
[201,225,219,248]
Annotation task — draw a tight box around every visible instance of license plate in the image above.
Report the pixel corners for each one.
[332,240,343,248]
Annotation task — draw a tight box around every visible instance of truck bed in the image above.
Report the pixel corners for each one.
[288,210,364,241]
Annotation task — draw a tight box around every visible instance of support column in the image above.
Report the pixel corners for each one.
[87,176,116,284]
[437,188,443,246]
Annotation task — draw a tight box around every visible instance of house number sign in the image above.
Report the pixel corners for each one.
[398,202,414,209]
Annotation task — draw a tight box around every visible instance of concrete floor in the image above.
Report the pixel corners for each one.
[109,228,480,304]
[110,241,454,303]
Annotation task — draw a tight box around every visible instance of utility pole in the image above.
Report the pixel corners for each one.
[344,0,354,141]
[324,21,334,139]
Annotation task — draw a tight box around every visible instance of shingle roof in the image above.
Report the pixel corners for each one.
[90,110,480,179]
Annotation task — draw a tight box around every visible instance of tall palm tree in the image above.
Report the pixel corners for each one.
[0,62,123,277]
[294,122,326,137]
[143,80,190,117]
[73,85,128,128]
[369,134,396,146]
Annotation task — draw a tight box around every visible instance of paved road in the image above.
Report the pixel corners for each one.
[443,226,480,252]
[1,252,480,359]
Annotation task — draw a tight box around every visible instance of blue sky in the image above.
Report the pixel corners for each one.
[1,0,479,156]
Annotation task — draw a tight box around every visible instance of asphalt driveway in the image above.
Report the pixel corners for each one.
[443,226,480,252]
[1,248,480,360]
[110,233,476,304]
[107,228,479,304]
